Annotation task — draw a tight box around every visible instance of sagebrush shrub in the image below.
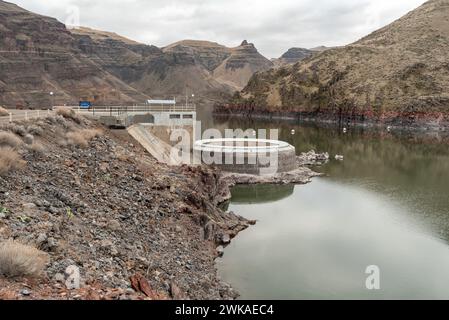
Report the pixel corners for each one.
[66,129,103,148]
[27,124,44,136]
[27,142,46,154]
[0,240,49,278]
[0,147,26,175]
[54,107,81,123]
[0,131,22,148]
[0,107,8,117]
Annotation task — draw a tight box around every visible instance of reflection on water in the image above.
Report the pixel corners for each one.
[211,116,449,300]
[222,185,294,210]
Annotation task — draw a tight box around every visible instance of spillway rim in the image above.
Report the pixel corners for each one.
[193,138,294,153]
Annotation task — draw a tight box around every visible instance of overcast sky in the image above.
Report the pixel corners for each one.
[11,0,427,58]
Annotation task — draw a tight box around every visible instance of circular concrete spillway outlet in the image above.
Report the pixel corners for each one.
[193,138,297,175]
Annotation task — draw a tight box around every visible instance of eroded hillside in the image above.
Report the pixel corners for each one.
[225,0,449,126]
[0,0,274,108]
[0,2,149,108]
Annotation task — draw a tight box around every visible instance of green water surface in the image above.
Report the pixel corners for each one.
[210,117,449,299]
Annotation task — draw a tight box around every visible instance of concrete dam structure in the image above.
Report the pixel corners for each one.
[70,105,196,128]
[193,138,296,175]
[127,124,183,165]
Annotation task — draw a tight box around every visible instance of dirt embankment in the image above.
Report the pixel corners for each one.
[0,113,252,300]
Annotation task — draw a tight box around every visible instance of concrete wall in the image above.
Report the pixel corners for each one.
[194,148,297,175]
[151,111,196,126]
[132,114,155,124]
[91,111,196,128]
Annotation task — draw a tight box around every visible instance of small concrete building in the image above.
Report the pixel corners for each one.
[146,99,176,106]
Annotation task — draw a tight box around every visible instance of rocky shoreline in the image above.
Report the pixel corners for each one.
[0,113,320,300]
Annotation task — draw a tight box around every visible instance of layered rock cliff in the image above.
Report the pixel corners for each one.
[0,2,149,108]
[72,33,233,103]
[69,32,273,103]
[0,1,273,108]
[225,0,449,126]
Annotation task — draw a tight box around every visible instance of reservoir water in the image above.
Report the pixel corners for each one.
[207,116,449,299]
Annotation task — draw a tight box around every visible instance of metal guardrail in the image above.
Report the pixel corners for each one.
[0,110,54,124]
[58,105,197,116]
[0,105,197,124]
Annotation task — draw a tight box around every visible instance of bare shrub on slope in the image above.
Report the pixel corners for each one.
[65,129,103,148]
[0,147,26,175]
[0,131,22,148]
[0,107,9,117]
[0,240,49,278]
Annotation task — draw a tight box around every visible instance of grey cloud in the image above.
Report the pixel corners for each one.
[11,0,427,58]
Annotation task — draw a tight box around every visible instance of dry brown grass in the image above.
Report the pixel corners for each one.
[0,147,26,175]
[0,240,49,278]
[0,131,22,148]
[66,129,103,147]
[116,152,131,163]
[54,106,81,123]
[26,142,46,154]
[0,107,8,117]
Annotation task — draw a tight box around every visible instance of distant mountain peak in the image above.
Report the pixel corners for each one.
[280,47,313,59]
[272,47,314,67]
[163,38,273,90]
[239,40,256,48]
